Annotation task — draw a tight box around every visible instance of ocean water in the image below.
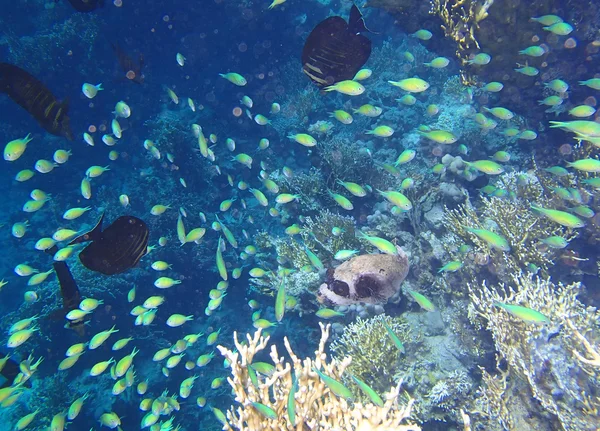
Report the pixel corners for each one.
[0,0,599,430]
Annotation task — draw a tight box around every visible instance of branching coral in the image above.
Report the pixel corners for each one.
[443,172,574,281]
[250,211,359,296]
[473,363,515,430]
[300,210,360,257]
[318,135,378,186]
[277,167,326,212]
[468,271,600,430]
[426,370,472,409]
[216,323,421,430]
[330,315,412,394]
[429,0,494,83]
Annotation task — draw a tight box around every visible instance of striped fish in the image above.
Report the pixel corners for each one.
[0,63,73,140]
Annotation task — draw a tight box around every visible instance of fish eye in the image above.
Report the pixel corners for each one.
[329,280,350,297]
[354,274,380,299]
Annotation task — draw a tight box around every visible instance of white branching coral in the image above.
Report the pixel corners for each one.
[217,323,421,431]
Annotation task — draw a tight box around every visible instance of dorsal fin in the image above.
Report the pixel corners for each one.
[349,4,369,34]
[61,97,70,113]
[69,213,105,245]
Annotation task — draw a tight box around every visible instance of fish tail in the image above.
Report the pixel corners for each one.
[548,121,563,128]
[69,213,105,245]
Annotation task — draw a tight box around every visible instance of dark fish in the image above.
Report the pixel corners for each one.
[70,214,149,275]
[0,355,22,389]
[301,4,372,87]
[61,0,104,12]
[112,43,145,84]
[0,63,74,140]
[45,245,86,335]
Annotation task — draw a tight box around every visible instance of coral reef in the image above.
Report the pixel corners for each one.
[468,272,600,430]
[429,0,494,82]
[276,167,327,212]
[216,323,421,430]
[443,170,575,282]
[2,14,100,75]
[330,314,412,393]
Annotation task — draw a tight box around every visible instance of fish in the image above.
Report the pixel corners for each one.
[0,63,73,140]
[312,367,354,401]
[351,374,384,407]
[0,355,25,389]
[111,43,144,84]
[43,245,86,335]
[493,302,549,324]
[62,0,104,12]
[69,214,149,275]
[301,4,373,87]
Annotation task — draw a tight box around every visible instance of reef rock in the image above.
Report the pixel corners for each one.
[318,247,409,306]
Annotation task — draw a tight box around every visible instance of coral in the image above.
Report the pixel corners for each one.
[366,204,408,238]
[443,172,575,281]
[300,210,360,257]
[250,211,359,297]
[277,167,326,212]
[385,306,477,425]
[216,323,421,430]
[429,0,494,83]
[143,108,196,149]
[318,134,379,186]
[308,120,335,136]
[426,370,472,409]
[3,14,100,75]
[271,85,325,136]
[330,315,412,394]
[273,237,311,270]
[468,271,600,431]
[285,270,322,297]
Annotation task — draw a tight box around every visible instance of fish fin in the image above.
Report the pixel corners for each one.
[349,4,377,34]
[61,97,70,113]
[349,4,367,33]
[69,213,105,245]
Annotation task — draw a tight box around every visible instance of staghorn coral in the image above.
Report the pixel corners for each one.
[216,323,421,431]
[273,237,312,270]
[277,167,326,212]
[472,363,523,431]
[443,175,574,281]
[300,210,360,257]
[330,315,412,394]
[468,271,600,431]
[429,0,494,83]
